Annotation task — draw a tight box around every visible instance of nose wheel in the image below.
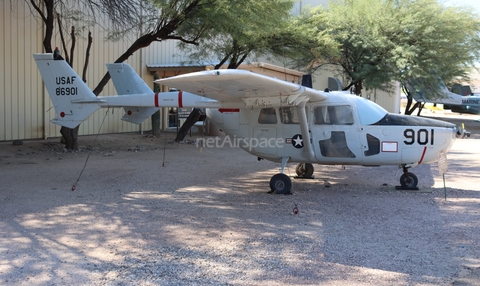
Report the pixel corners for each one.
[397,165,419,190]
[269,173,292,194]
[400,172,418,189]
[269,157,293,194]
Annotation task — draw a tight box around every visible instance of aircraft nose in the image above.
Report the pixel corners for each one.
[438,123,457,151]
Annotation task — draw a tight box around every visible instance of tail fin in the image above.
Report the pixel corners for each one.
[34,53,100,128]
[106,63,159,124]
[106,63,152,95]
[407,77,459,103]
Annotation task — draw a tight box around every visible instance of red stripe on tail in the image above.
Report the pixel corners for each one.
[154,93,159,107]
[178,91,183,107]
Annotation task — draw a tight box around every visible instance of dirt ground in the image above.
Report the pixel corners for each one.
[0,111,479,285]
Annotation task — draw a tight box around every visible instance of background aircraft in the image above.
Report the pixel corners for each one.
[408,80,480,115]
[34,53,463,194]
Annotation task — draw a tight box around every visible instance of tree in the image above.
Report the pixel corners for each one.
[26,0,228,149]
[91,0,218,95]
[391,0,480,114]
[267,14,338,72]
[173,0,295,141]
[178,0,294,69]
[27,0,146,56]
[27,0,150,149]
[29,0,216,96]
[289,0,480,107]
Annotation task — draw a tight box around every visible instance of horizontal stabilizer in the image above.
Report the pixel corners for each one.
[121,107,159,124]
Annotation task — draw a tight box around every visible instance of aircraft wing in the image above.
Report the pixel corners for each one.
[155,69,327,107]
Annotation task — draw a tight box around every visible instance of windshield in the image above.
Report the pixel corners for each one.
[355,97,388,125]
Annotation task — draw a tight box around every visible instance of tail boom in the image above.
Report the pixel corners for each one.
[34,53,241,128]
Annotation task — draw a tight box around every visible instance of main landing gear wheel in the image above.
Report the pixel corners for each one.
[400,172,418,189]
[269,173,292,194]
[295,163,314,178]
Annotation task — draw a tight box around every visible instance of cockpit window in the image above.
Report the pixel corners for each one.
[279,107,299,124]
[258,107,277,124]
[354,97,388,125]
[314,105,354,125]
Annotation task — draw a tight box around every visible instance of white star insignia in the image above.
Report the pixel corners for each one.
[293,136,303,147]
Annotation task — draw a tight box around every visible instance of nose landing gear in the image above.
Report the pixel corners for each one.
[396,165,419,190]
[269,173,292,194]
[269,156,293,194]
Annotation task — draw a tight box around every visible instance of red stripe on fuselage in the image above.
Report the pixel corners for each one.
[218,108,240,113]
[418,146,427,164]
[178,91,183,108]
[154,93,159,107]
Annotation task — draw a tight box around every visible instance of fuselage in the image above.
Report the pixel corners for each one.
[448,95,480,114]
[206,93,457,166]
[79,90,457,167]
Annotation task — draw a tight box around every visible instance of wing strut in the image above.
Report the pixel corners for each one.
[297,100,315,161]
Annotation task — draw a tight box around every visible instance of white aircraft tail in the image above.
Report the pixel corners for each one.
[106,63,152,95]
[34,53,100,128]
[407,78,461,104]
[106,63,159,124]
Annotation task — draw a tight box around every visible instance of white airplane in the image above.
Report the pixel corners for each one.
[34,53,463,194]
[409,81,480,115]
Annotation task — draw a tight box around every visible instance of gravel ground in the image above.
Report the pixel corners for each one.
[1,112,479,285]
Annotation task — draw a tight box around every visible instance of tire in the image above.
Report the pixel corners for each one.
[400,172,418,189]
[295,163,314,178]
[269,173,292,194]
[295,163,304,176]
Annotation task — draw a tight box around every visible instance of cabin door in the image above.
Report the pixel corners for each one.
[311,104,364,164]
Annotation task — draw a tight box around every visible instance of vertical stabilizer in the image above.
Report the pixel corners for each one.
[407,78,461,104]
[106,63,153,95]
[33,53,100,128]
[106,62,159,124]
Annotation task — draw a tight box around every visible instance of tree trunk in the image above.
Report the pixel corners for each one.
[354,81,363,96]
[174,108,202,142]
[42,0,55,53]
[60,126,80,151]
